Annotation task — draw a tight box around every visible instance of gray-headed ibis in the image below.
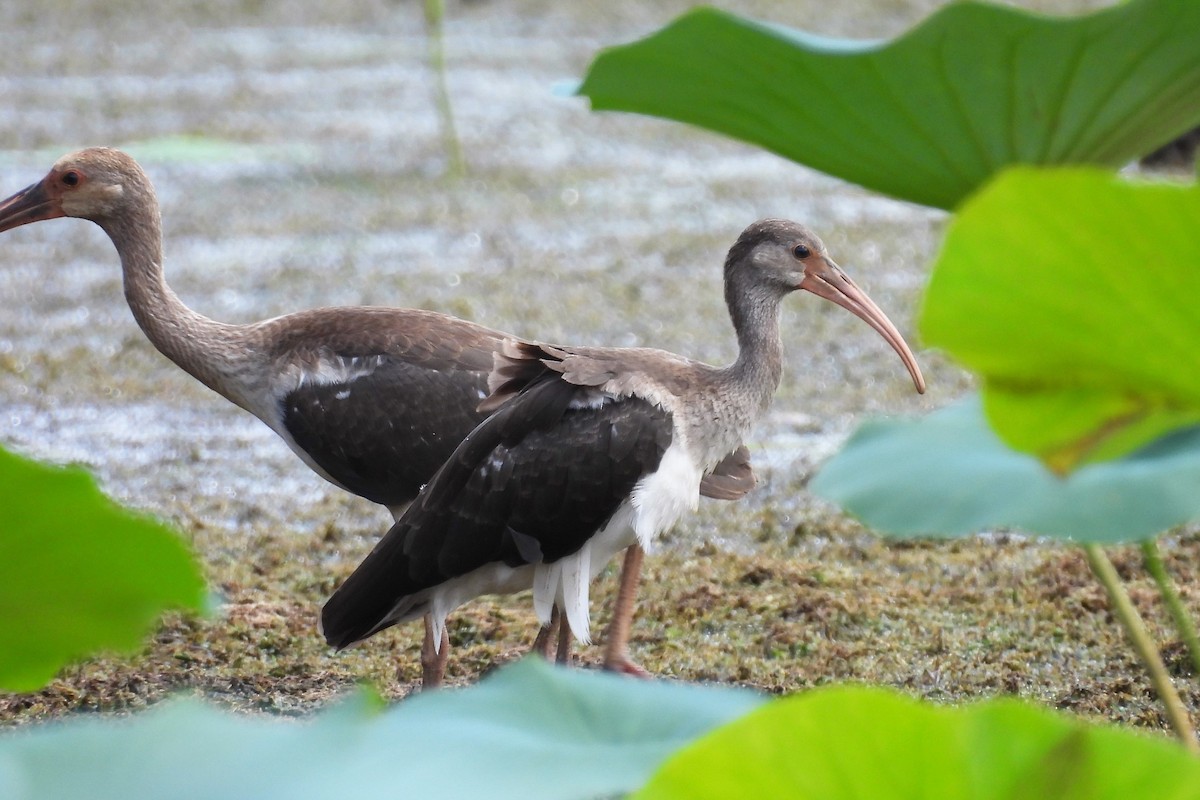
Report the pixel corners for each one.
[320,218,925,674]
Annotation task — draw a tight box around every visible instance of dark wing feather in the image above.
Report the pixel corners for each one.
[699,445,756,501]
[283,358,489,507]
[480,340,575,412]
[321,376,673,649]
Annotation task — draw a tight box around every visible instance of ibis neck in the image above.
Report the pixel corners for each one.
[720,279,785,417]
[675,277,787,471]
[99,205,251,404]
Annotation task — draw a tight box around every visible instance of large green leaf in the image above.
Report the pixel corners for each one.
[578,0,1200,210]
[808,397,1200,542]
[637,686,1200,799]
[7,659,1198,800]
[0,445,205,691]
[0,658,763,800]
[920,168,1200,472]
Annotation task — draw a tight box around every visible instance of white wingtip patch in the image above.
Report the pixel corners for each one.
[532,545,595,645]
[430,611,448,654]
[561,544,592,645]
[533,561,559,625]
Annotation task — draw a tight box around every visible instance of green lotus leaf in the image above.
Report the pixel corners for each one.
[578,0,1200,209]
[0,445,205,691]
[920,168,1200,472]
[809,397,1200,542]
[0,658,762,800]
[637,685,1200,799]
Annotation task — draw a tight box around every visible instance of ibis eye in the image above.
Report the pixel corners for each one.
[62,171,81,187]
[792,244,811,259]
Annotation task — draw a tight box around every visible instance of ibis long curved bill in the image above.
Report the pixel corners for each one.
[800,257,926,394]
[0,179,61,232]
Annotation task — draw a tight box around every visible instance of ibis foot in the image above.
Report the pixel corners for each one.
[603,652,650,679]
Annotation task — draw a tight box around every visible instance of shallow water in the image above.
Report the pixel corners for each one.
[0,0,1103,546]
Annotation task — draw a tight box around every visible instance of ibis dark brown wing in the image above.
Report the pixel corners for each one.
[282,357,490,508]
[320,375,673,649]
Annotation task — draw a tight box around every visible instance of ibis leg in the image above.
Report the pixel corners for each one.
[603,545,650,677]
[420,614,450,689]
[555,612,574,666]
[532,606,560,660]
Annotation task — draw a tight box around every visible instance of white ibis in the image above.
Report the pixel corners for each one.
[320,219,925,674]
[0,147,752,684]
